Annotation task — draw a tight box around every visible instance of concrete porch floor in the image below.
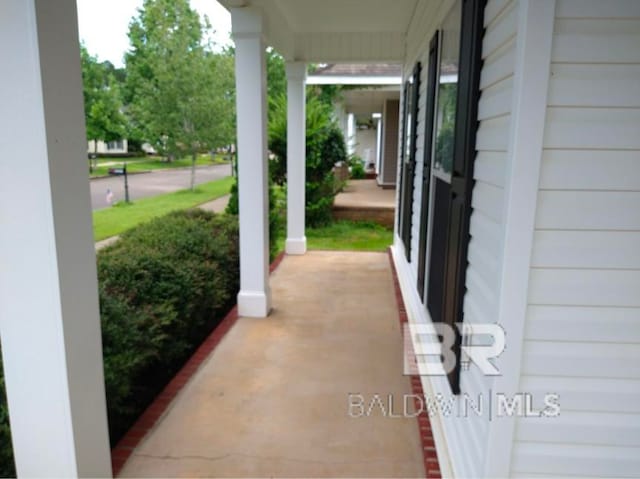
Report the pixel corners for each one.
[334,179,396,209]
[333,180,396,228]
[119,251,425,478]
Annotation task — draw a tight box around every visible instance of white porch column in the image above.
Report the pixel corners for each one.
[285,62,307,255]
[347,113,356,156]
[231,7,271,317]
[375,117,383,176]
[0,1,111,477]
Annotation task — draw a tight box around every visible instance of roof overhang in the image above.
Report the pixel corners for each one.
[218,0,419,62]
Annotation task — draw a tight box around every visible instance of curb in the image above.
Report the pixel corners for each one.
[90,162,232,180]
[90,170,153,181]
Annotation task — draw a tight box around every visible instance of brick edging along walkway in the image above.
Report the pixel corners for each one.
[111,251,286,476]
[387,248,442,479]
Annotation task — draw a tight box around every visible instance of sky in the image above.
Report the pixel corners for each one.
[76,0,232,68]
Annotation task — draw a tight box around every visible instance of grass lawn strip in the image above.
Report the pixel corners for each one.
[93,176,234,241]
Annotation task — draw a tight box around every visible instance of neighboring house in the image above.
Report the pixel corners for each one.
[308,63,402,188]
[87,139,128,155]
[2,0,639,477]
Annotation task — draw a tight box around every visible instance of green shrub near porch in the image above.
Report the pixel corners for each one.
[0,210,239,475]
[268,94,348,227]
[97,209,239,443]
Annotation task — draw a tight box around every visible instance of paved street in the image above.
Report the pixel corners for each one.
[90,163,232,210]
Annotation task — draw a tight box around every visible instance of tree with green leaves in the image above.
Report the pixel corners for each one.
[268,93,347,227]
[81,45,127,172]
[125,0,235,190]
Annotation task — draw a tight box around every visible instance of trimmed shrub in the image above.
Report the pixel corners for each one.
[97,209,239,442]
[350,161,366,180]
[0,210,239,471]
[226,174,284,261]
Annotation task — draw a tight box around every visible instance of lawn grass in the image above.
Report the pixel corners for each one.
[306,220,393,252]
[93,176,234,241]
[89,154,229,178]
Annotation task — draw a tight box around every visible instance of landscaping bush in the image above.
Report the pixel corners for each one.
[97,209,239,442]
[0,210,240,470]
[226,174,284,261]
[349,157,366,179]
[268,93,348,227]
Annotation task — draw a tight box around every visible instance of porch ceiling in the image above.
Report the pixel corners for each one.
[343,88,400,115]
[218,0,420,62]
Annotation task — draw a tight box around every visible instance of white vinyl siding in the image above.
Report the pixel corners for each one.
[395,0,518,477]
[452,2,517,477]
[512,1,640,476]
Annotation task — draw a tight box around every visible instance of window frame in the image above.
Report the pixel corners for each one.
[417,31,441,298]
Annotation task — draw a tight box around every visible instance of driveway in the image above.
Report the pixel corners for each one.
[90,164,232,210]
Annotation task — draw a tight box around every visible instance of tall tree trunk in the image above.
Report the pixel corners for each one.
[190,151,197,191]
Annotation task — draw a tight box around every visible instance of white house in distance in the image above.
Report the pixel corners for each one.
[0,0,639,477]
[87,139,128,155]
[307,63,402,188]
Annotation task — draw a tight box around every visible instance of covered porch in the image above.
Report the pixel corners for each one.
[0,0,430,477]
[226,0,417,317]
[116,251,430,477]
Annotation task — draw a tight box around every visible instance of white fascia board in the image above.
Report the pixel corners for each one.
[307,75,402,85]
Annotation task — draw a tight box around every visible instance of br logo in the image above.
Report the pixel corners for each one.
[403,323,506,376]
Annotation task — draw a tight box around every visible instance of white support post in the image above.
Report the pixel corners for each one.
[375,117,383,177]
[285,62,307,255]
[0,1,112,476]
[231,7,272,317]
[483,0,556,476]
[347,113,356,156]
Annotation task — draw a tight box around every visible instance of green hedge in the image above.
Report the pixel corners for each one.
[98,209,239,442]
[226,175,284,262]
[0,210,240,475]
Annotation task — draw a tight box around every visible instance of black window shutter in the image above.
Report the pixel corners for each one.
[397,81,410,235]
[417,32,440,297]
[442,0,486,394]
[401,63,421,261]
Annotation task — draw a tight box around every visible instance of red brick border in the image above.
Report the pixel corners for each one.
[387,248,442,479]
[111,251,287,476]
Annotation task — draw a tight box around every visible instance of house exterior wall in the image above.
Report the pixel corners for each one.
[394,0,516,476]
[354,127,378,168]
[87,139,128,155]
[511,1,640,476]
[396,0,640,477]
